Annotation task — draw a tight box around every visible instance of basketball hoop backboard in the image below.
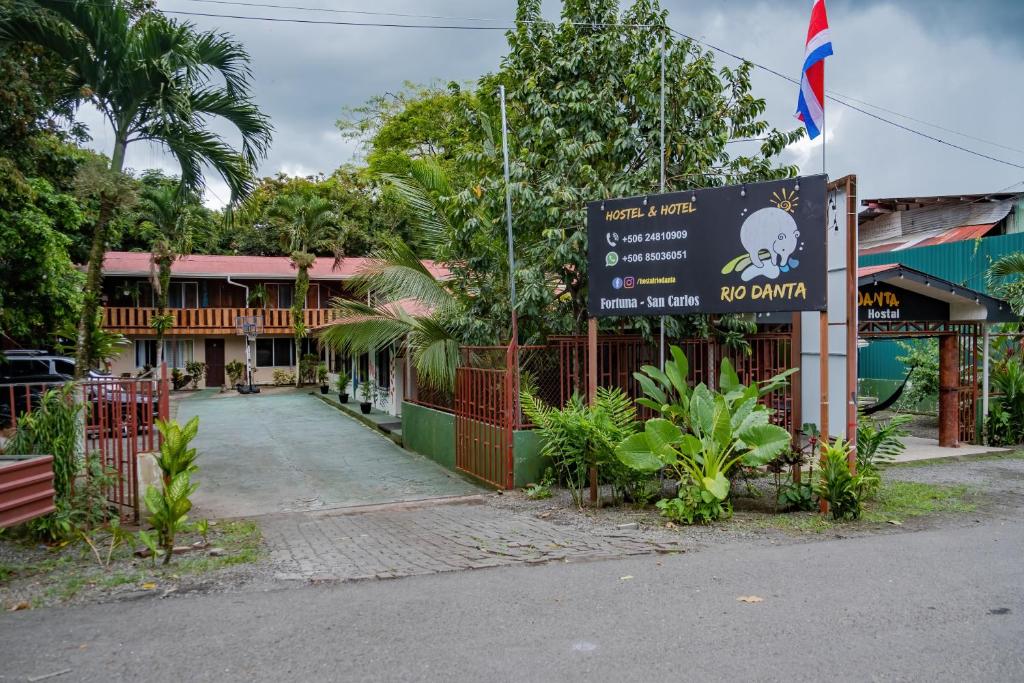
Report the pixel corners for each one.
[235,315,264,339]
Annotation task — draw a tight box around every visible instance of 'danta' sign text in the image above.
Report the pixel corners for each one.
[587,176,827,317]
[858,283,950,322]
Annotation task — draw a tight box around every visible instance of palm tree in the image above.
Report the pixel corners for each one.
[137,185,203,368]
[0,1,272,377]
[319,160,463,392]
[987,252,1024,317]
[269,195,341,387]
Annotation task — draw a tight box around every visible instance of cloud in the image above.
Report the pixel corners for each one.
[74,1,1023,208]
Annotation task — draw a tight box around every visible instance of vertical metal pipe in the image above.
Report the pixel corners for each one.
[659,36,667,371]
[982,325,990,443]
[499,85,518,345]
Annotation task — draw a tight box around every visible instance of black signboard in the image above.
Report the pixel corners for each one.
[858,283,950,322]
[587,175,827,317]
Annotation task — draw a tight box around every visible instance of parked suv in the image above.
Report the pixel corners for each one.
[0,349,76,383]
[0,350,76,428]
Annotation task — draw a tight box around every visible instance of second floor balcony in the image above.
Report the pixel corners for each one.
[102,307,341,336]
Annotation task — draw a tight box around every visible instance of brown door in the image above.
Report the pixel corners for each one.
[204,338,225,387]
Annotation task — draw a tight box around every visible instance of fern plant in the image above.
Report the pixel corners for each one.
[521,387,638,508]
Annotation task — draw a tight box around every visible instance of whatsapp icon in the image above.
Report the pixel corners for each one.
[605,251,619,267]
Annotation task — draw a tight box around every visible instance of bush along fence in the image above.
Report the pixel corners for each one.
[402,329,799,490]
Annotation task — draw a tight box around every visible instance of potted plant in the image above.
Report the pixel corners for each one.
[335,371,350,403]
[358,379,376,415]
[317,363,329,394]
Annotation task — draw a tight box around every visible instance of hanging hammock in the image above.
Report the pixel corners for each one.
[860,365,916,416]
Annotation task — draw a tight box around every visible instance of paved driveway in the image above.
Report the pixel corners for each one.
[176,390,480,518]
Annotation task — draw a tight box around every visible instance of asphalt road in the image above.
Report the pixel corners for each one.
[3,517,1021,682]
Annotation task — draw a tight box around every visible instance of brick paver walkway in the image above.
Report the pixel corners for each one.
[263,503,685,582]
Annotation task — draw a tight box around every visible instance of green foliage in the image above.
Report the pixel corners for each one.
[80,517,130,570]
[143,470,198,565]
[3,384,81,502]
[856,414,909,498]
[814,439,862,521]
[987,252,1024,315]
[657,484,730,525]
[54,311,129,371]
[316,362,328,385]
[987,358,1024,445]
[895,339,940,411]
[185,361,205,389]
[298,353,320,385]
[194,518,210,545]
[136,528,162,567]
[524,468,555,500]
[153,416,200,481]
[358,379,380,405]
[335,370,350,393]
[617,347,793,523]
[225,360,245,386]
[777,480,815,512]
[272,369,295,386]
[521,387,640,508]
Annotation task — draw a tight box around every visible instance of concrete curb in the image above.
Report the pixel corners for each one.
[313,393,403,447]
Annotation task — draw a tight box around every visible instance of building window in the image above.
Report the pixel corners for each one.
[163,340,194,369]
[255,338,294,367]
[300,337,324,360]
[167,282,199,309]
[276,284,293,309]
[357,353,370,384]
[135,340,157,368]
[376,347,391,388]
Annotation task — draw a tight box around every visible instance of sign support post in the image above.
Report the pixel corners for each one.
[588,316,599,505]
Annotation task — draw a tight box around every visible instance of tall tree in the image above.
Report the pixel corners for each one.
[0,0,272,376]
[441,0,803,343]
[269,195,341,387]
[137,185,204,367]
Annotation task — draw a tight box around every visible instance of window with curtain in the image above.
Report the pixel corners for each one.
[162,340,194,368]
[135,340,157,367]
[167,282,199,308]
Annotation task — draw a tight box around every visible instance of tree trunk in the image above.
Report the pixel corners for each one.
[155,259,172,371]
[293,266,310,388]
[74,136,127,378]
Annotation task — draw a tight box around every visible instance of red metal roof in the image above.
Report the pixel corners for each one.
[857,264,899,278]
[858,223,996,255]
[100,251,450,281]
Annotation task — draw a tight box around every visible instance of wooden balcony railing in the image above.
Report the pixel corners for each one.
[102,307,341,335]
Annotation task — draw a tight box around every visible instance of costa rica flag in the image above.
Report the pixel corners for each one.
[795,0,833,140]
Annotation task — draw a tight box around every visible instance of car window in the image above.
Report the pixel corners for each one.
[7,359,50,378]
[54,360,75,376]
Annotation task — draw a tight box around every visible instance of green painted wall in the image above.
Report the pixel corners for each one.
[513,429,548,488]
[858,232,1024,383]
[401,402,455,470]
[401,402,548,488]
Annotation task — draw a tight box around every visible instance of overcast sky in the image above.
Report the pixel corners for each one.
[78,0,1024,207]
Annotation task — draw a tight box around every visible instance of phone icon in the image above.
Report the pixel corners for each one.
[606,232,619,248]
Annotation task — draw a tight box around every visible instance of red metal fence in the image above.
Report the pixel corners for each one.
[2,368,169,522]
[82,369,170,521]
[450,330,799,490]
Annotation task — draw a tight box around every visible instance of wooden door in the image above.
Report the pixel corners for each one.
[204,338,225,387]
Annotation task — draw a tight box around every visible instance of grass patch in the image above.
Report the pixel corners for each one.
[735,512,834,533]
[175,520,262,575]
[863,480,974,522]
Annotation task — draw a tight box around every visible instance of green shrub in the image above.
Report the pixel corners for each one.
[185,360,206,389]
[522,387,640,508]
[814,439,861,520]
[154,416,200,480]
[225,360,246,386]
[856,414,909,499]
[617,347,793,524]
[988,358,1024,445]
[895,339,939,411]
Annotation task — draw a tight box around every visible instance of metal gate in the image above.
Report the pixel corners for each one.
[81,368,169,521]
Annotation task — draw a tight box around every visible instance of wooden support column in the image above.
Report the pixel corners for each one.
[938,334,960,448]
[587,318,599,505]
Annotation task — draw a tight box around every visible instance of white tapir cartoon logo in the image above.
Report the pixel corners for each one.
[735,207,801,282]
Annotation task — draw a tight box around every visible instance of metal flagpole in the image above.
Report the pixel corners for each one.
[659,35,667,371]
[499,85,518,344]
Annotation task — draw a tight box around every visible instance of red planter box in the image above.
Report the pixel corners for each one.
[0,455,56,528]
